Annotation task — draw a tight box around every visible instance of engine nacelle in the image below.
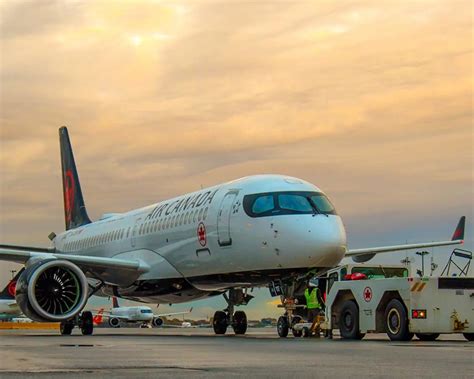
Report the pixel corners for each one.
[16,259,89,322]
[109,317,120,328]
[152,317,163,327]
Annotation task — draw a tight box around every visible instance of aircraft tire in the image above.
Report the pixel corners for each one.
[291,315,303,337]
[232,311,247,335]
[60,320,74,335]
[277,316,289,338]
[213,311,228,335]
[463,333,474,341]
[302,327,311,338]
[416,333,440,341]
[80,311,94,336]
[384,299,413,341]
[339,300,365,340]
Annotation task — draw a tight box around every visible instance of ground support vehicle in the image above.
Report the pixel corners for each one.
[324,264,473,341]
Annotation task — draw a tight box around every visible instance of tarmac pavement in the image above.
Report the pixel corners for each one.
[0,328,472,378]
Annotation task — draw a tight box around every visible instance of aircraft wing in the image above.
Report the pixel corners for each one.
[0,245,150,285]
[157,307,193,318]
[345,216,465,262]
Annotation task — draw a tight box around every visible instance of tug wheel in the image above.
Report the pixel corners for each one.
[339,300,365,340]
[384,299,413,341]
[277,316,289,338]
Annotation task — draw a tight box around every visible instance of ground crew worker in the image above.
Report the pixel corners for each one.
[304,279,324,322]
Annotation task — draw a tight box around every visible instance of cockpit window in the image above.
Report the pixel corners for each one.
[278,194,313,212]
[140,309,153,314]
[252,195,275,214]
[310,194,335,213]
[243,191,337,218]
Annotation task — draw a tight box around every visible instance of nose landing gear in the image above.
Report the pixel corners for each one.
[274,281,306,338]
[212,288,253,335]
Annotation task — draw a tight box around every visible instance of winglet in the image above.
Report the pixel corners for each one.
[451,216,465,241]
[112,296,119,308]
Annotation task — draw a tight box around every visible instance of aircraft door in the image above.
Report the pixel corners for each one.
[217,191,238,247]
[131,218,141,248]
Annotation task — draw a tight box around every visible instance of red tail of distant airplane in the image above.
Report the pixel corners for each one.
[93,308,104,326]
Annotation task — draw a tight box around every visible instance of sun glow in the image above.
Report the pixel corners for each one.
[130,35,143,46]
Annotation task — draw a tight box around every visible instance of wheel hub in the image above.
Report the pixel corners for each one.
[387,309,401,334]
[343,311,353,329]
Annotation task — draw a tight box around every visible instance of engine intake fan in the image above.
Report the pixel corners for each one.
[16,259,89,322]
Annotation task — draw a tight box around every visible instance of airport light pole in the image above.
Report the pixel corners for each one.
[416,251,430,277]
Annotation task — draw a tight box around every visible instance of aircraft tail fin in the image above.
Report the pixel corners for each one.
[112,296,119,308]
[59,127,91,230]
[93,308,104,325]
[0,268,24,299]
[451,216,465,241]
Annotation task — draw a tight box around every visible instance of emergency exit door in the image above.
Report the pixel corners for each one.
[217,191,238,247]
[131,218,141,248]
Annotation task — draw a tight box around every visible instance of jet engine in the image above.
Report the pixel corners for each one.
[109,317,120,328]
[15,259,89,322]
[152,317,163,327]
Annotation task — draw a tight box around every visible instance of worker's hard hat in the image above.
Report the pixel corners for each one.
[308,278,319,287]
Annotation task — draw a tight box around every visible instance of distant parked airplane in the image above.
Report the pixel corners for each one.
[92,297,192,328]
[0,269,24,321]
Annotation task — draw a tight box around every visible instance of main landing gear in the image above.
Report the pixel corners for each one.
[59,311,94,336]
[59,280,104,336]
[213,288,253,335]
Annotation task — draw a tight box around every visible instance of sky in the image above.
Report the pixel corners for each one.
[0,0,472,320]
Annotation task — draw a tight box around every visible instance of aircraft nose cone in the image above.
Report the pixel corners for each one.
[308,215,347,266]
[276,215,347,268]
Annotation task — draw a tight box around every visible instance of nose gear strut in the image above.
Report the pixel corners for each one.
[274,280,306,338]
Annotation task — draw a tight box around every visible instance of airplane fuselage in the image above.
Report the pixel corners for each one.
[110,306,154,322]
[54,175,347,304]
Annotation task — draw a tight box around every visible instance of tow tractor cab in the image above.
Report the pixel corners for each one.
[323,263,474,342]
[325,264,410,293]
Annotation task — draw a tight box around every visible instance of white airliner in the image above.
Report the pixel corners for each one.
[93,297,192,328]
[0,127,465,336]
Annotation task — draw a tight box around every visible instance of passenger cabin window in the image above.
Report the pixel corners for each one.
[243,191,337,218]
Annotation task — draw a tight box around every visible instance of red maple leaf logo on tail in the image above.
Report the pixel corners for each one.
[64,170,75,224]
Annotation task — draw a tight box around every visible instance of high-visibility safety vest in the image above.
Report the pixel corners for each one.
[304,288,321,309]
